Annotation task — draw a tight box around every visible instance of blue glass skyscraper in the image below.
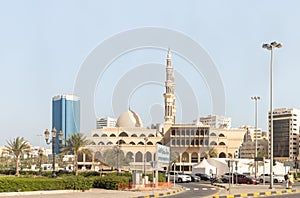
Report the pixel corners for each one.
[52,94,80,153]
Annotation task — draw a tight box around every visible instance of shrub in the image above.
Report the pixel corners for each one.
[0,176,93,192]
[93,174,131,190]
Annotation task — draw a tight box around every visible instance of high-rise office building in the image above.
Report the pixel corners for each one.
[52,94,80,153]
[96,117,117,129]
[270,108,300,161]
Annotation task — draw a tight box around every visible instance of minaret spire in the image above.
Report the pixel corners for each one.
[164,49,176,126]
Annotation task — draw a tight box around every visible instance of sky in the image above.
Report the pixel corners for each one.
[1,0,300,147]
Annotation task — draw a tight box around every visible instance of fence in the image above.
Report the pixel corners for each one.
[118,182,172,190]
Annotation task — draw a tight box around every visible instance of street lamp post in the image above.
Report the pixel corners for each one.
[251,96,260,179]
[182,157,187,174]
[144,137,148,175]
[262,41,282,189]
[44,128,63,178]
[38,148,43,176]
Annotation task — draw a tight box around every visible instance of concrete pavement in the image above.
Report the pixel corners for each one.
[0,187,185,198]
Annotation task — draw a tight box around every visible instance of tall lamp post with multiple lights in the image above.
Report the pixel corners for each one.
[262,41,282,189]
[251,96,260,179]
[44,128,63,178]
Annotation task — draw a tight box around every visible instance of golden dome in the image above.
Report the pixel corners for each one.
[116,110,143,128]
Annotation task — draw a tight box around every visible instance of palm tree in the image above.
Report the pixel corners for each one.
[5,137,30,176]
[64,133,90,176]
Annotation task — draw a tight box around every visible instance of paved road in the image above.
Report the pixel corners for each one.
[168,182,220,198]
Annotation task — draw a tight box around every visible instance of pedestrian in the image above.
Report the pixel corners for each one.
[286,172,294,189]
[284,173,289,189]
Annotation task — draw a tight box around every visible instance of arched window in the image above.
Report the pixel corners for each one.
[90,141,96,145]
[119,132,128,137]
[186,140,190,145]
[210,141,217,145]
[210,133,217,136]
[131,134,137,137]
[191,152,198,163]
[117,140,126,145]
[140,134,146,137]
[138,141,144,145]
[135,152,143,162]
[186,130,190,136]
[172,140,175,145]
[219,152,226,158]
[107,141,113,145]
[172,130,175,136]
[205,140,209,145]
[93,134,99,137]
[110,134,116,137]
[147,141,153,145]
[205,129,209,135]
[191,139,195,145]
[126,152,134,162]
[145,152,152,162]
[219,133,225,137]
[191,130,195,135]
[200,130,204,135]
[181,130,185,136]
[219,142,226,145]
[182,152,189,162]
[101,134,107,137]
[181,139,185,146]
[129,141,136,145]
[98,141,104,145]
[148,134,155,137]
[196,130,199,135]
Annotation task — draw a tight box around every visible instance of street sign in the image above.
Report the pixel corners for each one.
[254,157,263,161]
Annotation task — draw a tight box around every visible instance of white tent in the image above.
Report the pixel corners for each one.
[192,158,217,175]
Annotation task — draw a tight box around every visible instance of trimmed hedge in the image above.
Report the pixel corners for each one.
[93,174,131,190]
[0,176,93,192]
[0,172,135,191]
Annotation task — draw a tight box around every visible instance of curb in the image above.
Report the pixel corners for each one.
[131,188,184,198]
[212,183,227,189]
[213,188,299,198]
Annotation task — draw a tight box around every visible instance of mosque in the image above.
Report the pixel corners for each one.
[84,49,246,173]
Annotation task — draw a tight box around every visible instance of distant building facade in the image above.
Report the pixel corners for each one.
[52,94,80,153]
[270,108,300,161]
[96,117,117,129]
[198,115,232,129]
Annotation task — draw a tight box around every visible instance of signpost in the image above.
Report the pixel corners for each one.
[156,144,170,188]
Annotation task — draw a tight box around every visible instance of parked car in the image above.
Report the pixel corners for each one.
[188,174,201,182]
[169,171,192,183]
[195,173,211,181]
[221,173,259,184]
[240,175,260,184]
[258,174,285,183]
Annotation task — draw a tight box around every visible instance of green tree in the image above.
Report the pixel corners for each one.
[102,146,128,169]
[64,133,90,176]
[5,137,30,176]
[208,147,218,158]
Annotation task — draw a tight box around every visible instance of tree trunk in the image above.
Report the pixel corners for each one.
[15,156,19,176]
[75,151,78,176]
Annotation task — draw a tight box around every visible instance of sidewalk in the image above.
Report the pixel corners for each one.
[212,183,300,198]
[0,187,184,198]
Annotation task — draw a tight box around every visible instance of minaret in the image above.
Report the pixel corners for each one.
[164,49,176,127]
